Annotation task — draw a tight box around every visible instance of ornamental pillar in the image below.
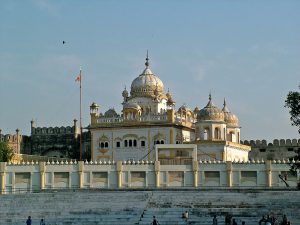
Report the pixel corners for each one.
[0,162,6,194]
[78,161,84,188]
[167,109,175,123]
[117,161,123,188]
[226,161,233,187]
[266,160,272,187]
[155,161,160,188]
[193,161,198,187]
[39,161,46,190]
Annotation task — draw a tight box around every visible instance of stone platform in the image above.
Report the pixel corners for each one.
[0,189,299,225]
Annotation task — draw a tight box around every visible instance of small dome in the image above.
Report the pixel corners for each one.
[122,87,128,98]
[166,91,175,104]
[222,99,239,127]
[130,56,164,98]
[178,104,193,116]
[123,102,141,110]
[104,108,118,117]
[90,102,99,109]
[178,104,189,112]
[198,95,224,121]
[193,106,200,114]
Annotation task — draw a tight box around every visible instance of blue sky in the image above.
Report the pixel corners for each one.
[0,0,299,142]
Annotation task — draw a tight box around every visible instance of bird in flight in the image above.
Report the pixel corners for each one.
[63,41,66,44]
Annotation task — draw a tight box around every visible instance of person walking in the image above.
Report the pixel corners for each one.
[225,213,232,225]
[213,215,218,225]
[232,218,238,225]
[26,216,32,225]
[40,218,45,225]
[184,211,189,221]
[152,216,160,225]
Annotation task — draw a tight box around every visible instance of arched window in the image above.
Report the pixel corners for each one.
[124,140,128,147]
[214,127,220,139]
[229,131,234,142]
[104,142,108,148]
[133,139,137,147]
[100,142,104,148]
[160,140,164,144]
[129,139,132,147]
[203,128,209,140]
[156,140,160,144]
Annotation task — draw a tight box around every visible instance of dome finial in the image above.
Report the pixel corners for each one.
[222,97,230,112]
[206,92,214,107]
[145,50,149,68]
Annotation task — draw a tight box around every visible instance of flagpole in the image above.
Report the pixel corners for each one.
[79,67,82,161]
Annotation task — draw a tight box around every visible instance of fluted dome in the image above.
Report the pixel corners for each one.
[178,104,190,112]
[104,108,118,117]
[222,99,239,127]
[198,95,224,121]
[130,56,164,98]
[123,102,141,110]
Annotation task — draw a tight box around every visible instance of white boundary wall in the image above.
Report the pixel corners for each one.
[0,159,299,194]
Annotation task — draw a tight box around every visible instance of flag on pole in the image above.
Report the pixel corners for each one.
[75,74,81,82]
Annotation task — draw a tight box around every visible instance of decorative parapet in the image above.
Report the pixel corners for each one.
[7,159,78,166]
[198,158,300,164]
[5,158,298,166]
[123,160,154,165]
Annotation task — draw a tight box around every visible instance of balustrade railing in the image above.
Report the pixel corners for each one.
[96,113,196,126]
[159,157,193,165]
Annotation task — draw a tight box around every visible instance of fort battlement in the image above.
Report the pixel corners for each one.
[241,139,300,147]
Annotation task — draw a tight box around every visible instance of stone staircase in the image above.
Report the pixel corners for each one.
[0,189,299,225]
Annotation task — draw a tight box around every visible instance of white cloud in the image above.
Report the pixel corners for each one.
[31,0,60,16]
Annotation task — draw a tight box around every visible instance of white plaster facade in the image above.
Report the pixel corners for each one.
[89,55,248,162]
[92,126,193,161]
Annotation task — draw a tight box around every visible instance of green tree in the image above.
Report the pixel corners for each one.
[285,85,300,134]
[285,85,300,188]
[0,141,14,162]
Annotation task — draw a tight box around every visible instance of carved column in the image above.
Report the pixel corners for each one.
[0,162,6,194]
[226,161,233,187]
[117,161,123,188]
[266,160,272,187]
[39,162,45,190]
[155,161,160,188]
[78,161,84,189]
[193,161,198,187]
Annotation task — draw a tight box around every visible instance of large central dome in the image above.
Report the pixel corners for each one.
[130,55,164,98]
